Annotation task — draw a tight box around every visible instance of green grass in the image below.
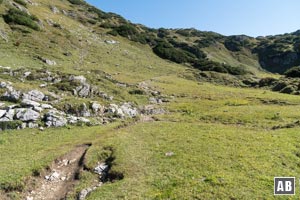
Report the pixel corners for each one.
[83,121,300,199]
[0,123,120,191]
[1,0,300,199]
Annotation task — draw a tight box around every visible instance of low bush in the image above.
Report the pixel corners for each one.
[14,0,27,7]
[129,89,146,95]
[284,66,300,78]
[3,8,40,31]
[68,0,85,5]
[0,121,23,131]
[153,42,190,64]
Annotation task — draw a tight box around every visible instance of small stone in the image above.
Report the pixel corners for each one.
[41,104,53,109]
[24,71,31,77]
[39,83,47,88]
[165,152,174,157]
[0,110,6,118]
[39,127,44,131]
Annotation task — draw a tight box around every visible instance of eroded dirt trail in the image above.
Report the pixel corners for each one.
[25,144,90,200]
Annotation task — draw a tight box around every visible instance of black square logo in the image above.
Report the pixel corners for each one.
[274,177,295,195]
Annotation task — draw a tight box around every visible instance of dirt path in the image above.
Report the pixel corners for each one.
[25,144,90,200]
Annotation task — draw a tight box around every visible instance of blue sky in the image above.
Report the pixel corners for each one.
[86,0,300,37]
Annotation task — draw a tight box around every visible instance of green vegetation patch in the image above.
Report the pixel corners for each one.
[3,8,40,31]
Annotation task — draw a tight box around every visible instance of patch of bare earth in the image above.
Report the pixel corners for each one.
[24,144,91,200]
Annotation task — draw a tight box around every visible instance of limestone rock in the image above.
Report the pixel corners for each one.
[15,108,40,122]
[21,99,41,108]
[120,102,138,117]
[23,90,45,101]
[44,111,67,127]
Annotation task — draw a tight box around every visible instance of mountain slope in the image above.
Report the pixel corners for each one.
[1,0,300,200]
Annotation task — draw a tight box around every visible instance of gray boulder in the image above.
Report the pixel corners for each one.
[79,103,91,117]
[15,108,40,122]
[107,104,124,118]
[41,104,53,109]
[0,109,15,121]
[2,89,21,102]
[44,111,67,127]
[120,103,138,118]
[0,110,6,118]
[69,75,86,84]
[75,84,91,98]
[23,90,45,101]
[91,102,105,115]
[21,99,41,108]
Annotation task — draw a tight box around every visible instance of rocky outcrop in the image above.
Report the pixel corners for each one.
[23,90,45,101]
[15,108,40,122]
[44,110,67,127]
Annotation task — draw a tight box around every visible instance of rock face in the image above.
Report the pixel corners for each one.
[0,109,15,121]
[23,90,45,101]
[44,111,67,127]
[91,102,105,115]
[2,89,21,102]
[69,75,86,84]
[21,99,41,108]
[15,108,40,122]
[120,103,138,117]
[75,84,91,98]
[107,104,124,118]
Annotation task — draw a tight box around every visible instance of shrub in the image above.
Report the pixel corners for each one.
[193,60,247,75]
[3,8,40,31]
[68,0,85,5]
[14,0,27,7]
[284,66,300,77]
[258,77,277,87]
[153,41,190,63]
[113,24,138,37]
[129,89,146,95]
[0,121,23,131]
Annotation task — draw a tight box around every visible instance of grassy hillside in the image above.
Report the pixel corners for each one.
[1,0,300,199]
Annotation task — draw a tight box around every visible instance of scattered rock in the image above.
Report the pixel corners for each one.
[41,103,53,109]
[91,102,104,115]
[149,97,163,104]
[69,75,86,84]
[78,188,93,200]
[21,99,41,108]
[142,105,166,115]
[24,71,31,78]
[120,102,138,117]
[45,171,60,181]
[27,122,39,128]
[38,56,57,65]
[79,103,91,117]
[107,104,124,118]
[0,110,6,118]
[23,90,45,101]
[0,109,15,121]
[50,5,60,14]
[94,163,109,175]
[165,152,174,157]
[105,40,118,44]
[15,108,40,122]
[44,111,67,127]
[2,89,21,102]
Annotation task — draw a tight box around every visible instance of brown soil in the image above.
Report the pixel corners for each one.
[24,144,91,200]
